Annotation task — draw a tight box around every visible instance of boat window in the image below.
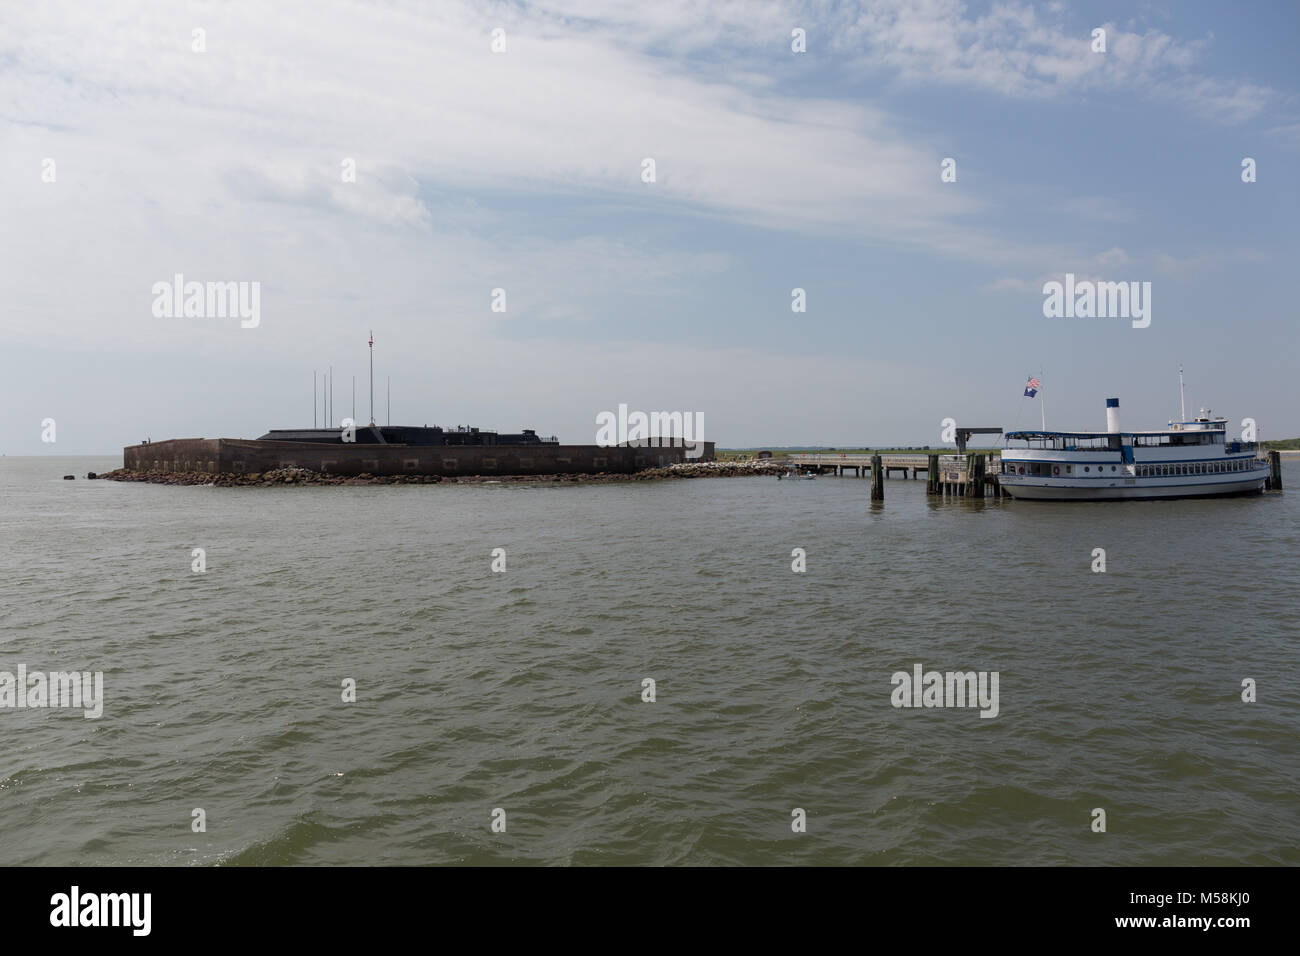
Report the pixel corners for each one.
[1066,465,1072,474]
[1083,466,1090,473]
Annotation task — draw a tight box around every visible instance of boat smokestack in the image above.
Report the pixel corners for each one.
[1106,398,1121,434]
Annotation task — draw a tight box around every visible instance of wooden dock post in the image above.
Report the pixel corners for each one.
[926,455,939,495]
[870,454,884,500]
[1267,449,1283,490]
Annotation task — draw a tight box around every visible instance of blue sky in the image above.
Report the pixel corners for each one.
[2,0,1297,453]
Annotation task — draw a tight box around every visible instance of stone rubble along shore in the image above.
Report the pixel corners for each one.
[89,459,790,487]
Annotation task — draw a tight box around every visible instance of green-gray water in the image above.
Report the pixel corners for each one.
[2,456,1297,865]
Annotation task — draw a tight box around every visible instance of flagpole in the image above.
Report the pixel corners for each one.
[1040,367,1046,431]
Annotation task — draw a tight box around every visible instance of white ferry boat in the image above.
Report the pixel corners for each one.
[999,398,1269,501]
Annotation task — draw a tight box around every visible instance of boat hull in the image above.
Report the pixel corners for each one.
[1000,476,1266,501]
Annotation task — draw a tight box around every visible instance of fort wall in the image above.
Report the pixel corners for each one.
[124,438,715,476]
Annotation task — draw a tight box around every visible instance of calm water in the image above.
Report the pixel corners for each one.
[2,455,1297,866]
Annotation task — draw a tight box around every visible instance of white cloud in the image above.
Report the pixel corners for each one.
[828,2,1268,122]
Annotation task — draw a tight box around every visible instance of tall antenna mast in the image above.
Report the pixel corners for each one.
[387,376,390,426]
[313,370,317,429]
[1179,365,1186,421]
[369,331,375,425]
[329,366,334,428]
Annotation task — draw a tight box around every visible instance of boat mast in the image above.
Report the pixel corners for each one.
[369,331,375,425]
[1179,365,1186,421]
[313,370,317,429]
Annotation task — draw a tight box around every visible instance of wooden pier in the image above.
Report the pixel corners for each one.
[788,453,1003,498]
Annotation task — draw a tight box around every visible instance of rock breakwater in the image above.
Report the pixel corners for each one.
[91,459,789,487]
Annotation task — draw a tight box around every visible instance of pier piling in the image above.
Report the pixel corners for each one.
[1267,450,1283,490]
[870,454,884,501]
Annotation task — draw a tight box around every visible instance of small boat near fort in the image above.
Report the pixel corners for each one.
[998,398,1269,501]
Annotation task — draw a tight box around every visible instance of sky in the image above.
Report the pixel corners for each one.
[2,0,1297,454]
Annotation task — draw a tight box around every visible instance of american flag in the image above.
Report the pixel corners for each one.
[1024,377,1041,397]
